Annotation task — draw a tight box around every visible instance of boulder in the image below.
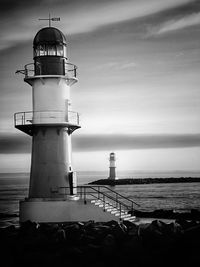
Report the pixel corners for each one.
[102,234,116,255]
[111,222,127,241]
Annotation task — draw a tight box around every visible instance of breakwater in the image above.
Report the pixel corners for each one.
[132,209,200,220]
[1,219,200,267]
[89,177,200,185]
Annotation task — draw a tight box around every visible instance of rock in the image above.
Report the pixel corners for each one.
[93,224,111,232]
[55,228,66,242]
[123,219,136,228]
[81,234,96,245]
[2,219,200,267]
[165,221,183,236]
[191,209,200,219]
[20,220,38,236]
[5,225,16,231]
[102,234,116,255]
[183,223,200,241]
[104,220,118,227]
[64,223,83,244]
[126,223,139,237]
[150,220,181,236]
[39,223,55,233]
[138,221,165,246]
[84,220,95,229]
[68,246,83,255]
[175,219,198,230]
[111,222,127,241]
[81,243,101,263]
[87,225,111,244]
[119,222,127,233]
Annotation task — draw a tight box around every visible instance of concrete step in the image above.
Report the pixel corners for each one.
[98,204,111,208]
[106,207,117,212]
[91,199,102,203]
[120,213,131,219]
[110,210,119,215]
[94,201,103,205]
[104,204,113,208]
[91,200,99,203]
[105,207,115,212]
[114,212,127,217]
[123,216,136,221]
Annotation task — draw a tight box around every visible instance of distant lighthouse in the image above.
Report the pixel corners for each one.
[108,152,117,180]
[15,17,81,222]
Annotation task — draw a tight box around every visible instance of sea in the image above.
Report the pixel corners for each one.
[0,170,200,228]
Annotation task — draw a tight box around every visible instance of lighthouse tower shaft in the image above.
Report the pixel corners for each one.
[108,152,116,180]
[29,77,75,198]
[15,26,80,222]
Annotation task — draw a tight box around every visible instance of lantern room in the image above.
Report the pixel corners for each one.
[33,27,67,76]
[110,152,116,160]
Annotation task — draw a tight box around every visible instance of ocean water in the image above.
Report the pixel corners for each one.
[0,171,200,228]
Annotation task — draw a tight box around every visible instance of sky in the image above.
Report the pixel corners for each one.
[0,0,200,173]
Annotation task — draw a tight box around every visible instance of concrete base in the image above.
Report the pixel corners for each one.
[20,197,119,223]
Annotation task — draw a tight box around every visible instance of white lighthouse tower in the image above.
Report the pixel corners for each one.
[15,19,81,223]
[108,152,117,180]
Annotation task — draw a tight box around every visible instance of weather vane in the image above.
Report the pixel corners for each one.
[39,14,60,27]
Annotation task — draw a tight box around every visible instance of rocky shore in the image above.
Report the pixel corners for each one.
[132,208,200,221]
[89,177,200,185]
[1,219,200,267]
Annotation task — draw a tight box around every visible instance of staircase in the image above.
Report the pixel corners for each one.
[90,199,136,222]
[77,185,140,222]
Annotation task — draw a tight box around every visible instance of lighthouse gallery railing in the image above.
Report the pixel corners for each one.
[14,110,80,126]
[16,62,77,79]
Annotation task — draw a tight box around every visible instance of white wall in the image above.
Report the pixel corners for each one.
[20,199,119,223]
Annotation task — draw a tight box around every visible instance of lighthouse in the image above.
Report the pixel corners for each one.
[15,19,81,223]
[108,152,117,180]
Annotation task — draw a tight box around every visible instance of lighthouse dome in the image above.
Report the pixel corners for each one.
[33,27,68,75]
[33,26,67,62]
[34,27,67,45]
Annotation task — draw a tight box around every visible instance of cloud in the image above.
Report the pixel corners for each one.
[0,134,31,154]
[149,11,200,36]
[1,133,200,154]
[61,0,192,34]
[95,61,137,71]
[0,0,192,51]
[73,134,200,151]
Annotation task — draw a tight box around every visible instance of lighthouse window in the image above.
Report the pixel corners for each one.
[34,46,41,57]
[56,45,64,57]
[39,45,46,56]
[63,45,67,58]
[34,44,67,57]
[34,45,47,57]
[47,45,56,56]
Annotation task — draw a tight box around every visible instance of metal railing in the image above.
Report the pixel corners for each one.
[54,185,140,219]
[16,62,77,79]
[14,110,80,127]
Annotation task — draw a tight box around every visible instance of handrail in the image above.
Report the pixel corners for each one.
[82,185,139,207]
[79,186,135,209]
[88,187,130,212]
[56,185,140,219]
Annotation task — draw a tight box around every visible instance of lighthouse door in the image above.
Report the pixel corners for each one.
[69,172,77,195]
